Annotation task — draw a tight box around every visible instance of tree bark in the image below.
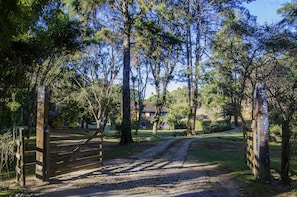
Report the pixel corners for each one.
[281,120,291,183]
[233,99,239,127]
[120,0,133,145]
[254,82,270,181]
[152,107,161,136]
[186,6,195,136]
[187,0,200,136]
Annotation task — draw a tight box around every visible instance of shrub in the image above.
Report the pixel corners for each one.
[0,132,15,185]
[269,124,282,142]
[202,120,212,134]
[195,120,203,131]
[269,124,282,136]
[210,120,232,132]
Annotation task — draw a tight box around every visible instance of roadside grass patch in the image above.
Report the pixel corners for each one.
[132,129,186,140]
[191,132,297,197]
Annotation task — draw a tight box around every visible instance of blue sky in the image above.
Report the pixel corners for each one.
[245,0,289,24]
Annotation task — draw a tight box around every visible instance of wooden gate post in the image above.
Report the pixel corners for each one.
[36,86,50,181]
[251,119,259,178]
[16,128,25,186]
[253,82,270,181]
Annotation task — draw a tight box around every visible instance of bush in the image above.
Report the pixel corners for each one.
[174,122,187,129]
[210,120,232,133]
[0,132,15,184]
[269,124,282,136]
[195,120,203,131]
[269,124,282,142]
[201,120,212,134]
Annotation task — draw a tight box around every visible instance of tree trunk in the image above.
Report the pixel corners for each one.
[281,120,291,183]
[120,0,133,145]
[187,10,197,136]
[186,0,199,136]
[186,0,195,136]
[253,82,270,181]
[152,121,158,136]
[187,105,196,136]
[152,107,161,136]
[96,120,100,129]
[26,91,37,139]
[81,117,89,128]
[233,100,239,127]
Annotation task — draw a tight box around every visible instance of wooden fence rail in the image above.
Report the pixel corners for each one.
[48,128,103,177]
[244,120,260,179]
[15,127,103,186]
[15,128,36,186]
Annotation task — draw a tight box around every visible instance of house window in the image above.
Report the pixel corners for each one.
[141,121,146,129]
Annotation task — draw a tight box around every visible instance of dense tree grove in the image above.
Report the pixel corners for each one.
[0,0,296,182]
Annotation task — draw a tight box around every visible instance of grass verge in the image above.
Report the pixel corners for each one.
[190,132,297,197]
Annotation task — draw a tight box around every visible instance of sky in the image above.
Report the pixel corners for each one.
[245,0,289,24]
[145,0,290,98]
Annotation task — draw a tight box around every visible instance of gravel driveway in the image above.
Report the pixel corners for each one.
[27,130,244,197]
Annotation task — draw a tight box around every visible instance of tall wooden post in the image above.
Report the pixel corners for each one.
[15,128,25,186]
[253,82,270,181]
[251,119,259,178]
[36,86,50,181]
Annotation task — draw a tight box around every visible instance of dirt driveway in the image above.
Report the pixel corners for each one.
[26,130,246,197]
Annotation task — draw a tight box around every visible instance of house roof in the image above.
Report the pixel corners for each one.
[131,102,168,113]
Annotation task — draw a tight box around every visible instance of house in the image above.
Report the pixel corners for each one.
[131,102,169,129]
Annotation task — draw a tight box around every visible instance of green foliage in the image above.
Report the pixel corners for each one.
[84,28,116,44]
[201,119,211,133]
[269,124,282,137]
[6,102,21,112]
[291,120,297,173]
[0,132,15,184]
[277,1,297,25]
[195,120,203,131]
[166,87,189,129]
[210,121,232,133]
[195,119,231,134]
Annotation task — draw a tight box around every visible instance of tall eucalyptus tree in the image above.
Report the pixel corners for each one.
[210,11,258,127]
[134,1,183,136]
[65,0,135,144]
[182,0,254,135]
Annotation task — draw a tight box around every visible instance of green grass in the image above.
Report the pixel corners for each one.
[190,132,297,197]
[193,136,248,172]
[104,129,186,140]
